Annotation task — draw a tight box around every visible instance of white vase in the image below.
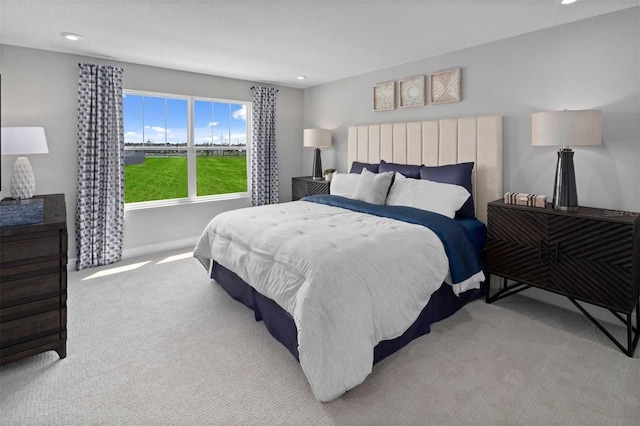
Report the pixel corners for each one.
[324,172,333,182]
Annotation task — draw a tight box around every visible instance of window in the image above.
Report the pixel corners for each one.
[123,91,250,205]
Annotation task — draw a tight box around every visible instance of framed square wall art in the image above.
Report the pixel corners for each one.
[373,81,395,111]
[430,68,461,104]
[399,75,425,108]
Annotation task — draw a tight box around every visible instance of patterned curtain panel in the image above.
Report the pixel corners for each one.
[75,63,125,271]
[251,86,279,206]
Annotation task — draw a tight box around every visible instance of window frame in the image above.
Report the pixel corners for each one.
[123,89,252,210]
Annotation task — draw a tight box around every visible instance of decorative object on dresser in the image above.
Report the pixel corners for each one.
[430,68,461,104]
[291,176,330,201]
[399,75,425,108]
[0,127,49,200]
[532,110,601,212]
[303,129,332,180]
[373,81,395,111]
[323,169,335,182]
[0,194,68,364]
[0,198,44,227]
[503,192,547,207]
[486,200,639,356]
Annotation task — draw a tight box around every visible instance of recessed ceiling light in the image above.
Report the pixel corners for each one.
[561,0,577,4]
[297,76,306,80]
[61,32,82,41]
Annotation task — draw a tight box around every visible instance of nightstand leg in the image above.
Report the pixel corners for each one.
[486,276,531,303]
[568,298,639,357]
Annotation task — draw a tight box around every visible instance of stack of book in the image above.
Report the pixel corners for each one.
[504,192,547,208]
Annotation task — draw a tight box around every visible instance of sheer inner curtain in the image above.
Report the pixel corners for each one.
[75,63,125,271]
[251,86,279,206]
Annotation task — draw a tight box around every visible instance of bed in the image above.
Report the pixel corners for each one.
[194,116,503,402]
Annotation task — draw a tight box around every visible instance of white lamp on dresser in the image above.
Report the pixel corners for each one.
[1,127,49,199]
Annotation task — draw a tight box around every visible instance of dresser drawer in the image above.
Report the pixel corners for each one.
[0,308,63,347]
[0,231,61,264]
[1,273,62,307]
[0,295,62,322]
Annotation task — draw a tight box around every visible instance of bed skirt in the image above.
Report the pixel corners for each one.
[211,261,484,364]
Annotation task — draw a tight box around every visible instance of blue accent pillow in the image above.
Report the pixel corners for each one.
[379,160,421,179]
[350,161,379,174]
[419,162,475,219]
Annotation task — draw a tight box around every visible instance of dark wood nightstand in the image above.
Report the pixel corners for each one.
[1,194,68,364]
[292,176,330,201]
[485,200,639,356]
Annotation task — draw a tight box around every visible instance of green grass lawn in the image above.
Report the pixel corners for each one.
[125,156,247,203]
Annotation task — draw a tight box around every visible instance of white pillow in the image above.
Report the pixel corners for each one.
[386,172,470,218]
[353,169,394,205]
[329,172,360,198]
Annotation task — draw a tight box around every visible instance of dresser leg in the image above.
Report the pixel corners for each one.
[55,342,67,360]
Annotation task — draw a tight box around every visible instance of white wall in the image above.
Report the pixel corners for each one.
[302,8,640,321]
[303,8,640,213]
[0,45,303,261]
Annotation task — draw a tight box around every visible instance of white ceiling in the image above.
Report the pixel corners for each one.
[1,0,638,88]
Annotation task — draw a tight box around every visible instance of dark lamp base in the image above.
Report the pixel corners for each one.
[553,148,579,211]
[311,148,323,180]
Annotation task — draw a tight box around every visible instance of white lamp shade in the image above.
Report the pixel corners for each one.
[1,127,49,155]
[532,110,601,147]
[303,129,332,148]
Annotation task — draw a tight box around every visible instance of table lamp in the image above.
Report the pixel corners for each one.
[303,129,332,180]
[532,110,601,211]
[1,127,49,199]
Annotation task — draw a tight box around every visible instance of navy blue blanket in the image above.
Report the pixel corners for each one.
[301,195,483,285]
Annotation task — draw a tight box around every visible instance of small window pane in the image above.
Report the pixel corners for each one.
[143,96,166,145]
[213,102,231,146]
[196,148,247,196]
[194,100,213,146]
[166,98,188,146]
[123,94,143,147]
[125,150,188,203]
[229,104,248,147]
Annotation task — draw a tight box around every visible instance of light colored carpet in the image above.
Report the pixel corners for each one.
[1,249,638,425]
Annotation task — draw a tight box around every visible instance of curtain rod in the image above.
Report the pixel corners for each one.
[250,86,279,92]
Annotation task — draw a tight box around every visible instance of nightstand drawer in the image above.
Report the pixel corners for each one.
[487,239,549,287]
[488,205,548,247]
[550,256,634,311]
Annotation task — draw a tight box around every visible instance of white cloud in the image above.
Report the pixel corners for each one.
[232,105,247,121]
[208,121,219,127]
[150,126,172,134]
[125,131,137,136]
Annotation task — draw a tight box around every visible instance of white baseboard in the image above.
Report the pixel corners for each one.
[67,236,199,271]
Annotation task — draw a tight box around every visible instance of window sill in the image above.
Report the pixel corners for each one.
[124,193,250,211]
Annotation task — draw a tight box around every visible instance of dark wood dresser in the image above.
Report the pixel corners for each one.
[292,176,330,201]
[486,199,639,356]
[1,194,68,364]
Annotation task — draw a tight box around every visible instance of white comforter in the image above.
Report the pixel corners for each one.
[193,200,450,402]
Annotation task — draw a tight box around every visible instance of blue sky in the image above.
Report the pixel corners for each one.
[123,94,247,146]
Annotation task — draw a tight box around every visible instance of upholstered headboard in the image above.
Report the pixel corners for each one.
[347,116,503,224]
